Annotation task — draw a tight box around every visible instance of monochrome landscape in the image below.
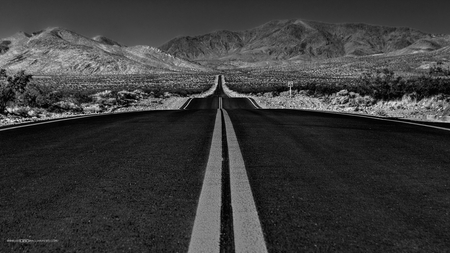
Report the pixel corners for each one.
[2,19,450,75]
[2,13,450,252]
[1,18,450,125]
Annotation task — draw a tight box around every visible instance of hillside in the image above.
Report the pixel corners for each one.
[2,20,450,75]
[0,27,210,75]
[159,19,450,71]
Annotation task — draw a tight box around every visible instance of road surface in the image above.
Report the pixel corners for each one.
[1,76,450,252]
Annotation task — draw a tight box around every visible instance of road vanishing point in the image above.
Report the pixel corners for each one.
[1,75,450,252]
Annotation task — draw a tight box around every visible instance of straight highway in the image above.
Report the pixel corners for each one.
[1,76,450,252]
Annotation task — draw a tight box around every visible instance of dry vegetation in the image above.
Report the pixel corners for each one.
[0,71,215,126]
[224,69,450,121]
[242,49,450,79]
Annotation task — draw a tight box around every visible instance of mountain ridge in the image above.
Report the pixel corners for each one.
[159,18,450,66]
[0,27,210,74]
[2,19,450,75]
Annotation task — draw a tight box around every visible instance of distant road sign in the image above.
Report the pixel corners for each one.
[288,81,294,97]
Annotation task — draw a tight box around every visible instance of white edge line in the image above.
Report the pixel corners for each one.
[246,98,260,109]
[181,98,194,110]
[0,109,174,132]
[188,109,222,253]
[1,97,199,132]
[0,114,98,132]
[292,108,450,132]
[222,109,268,253]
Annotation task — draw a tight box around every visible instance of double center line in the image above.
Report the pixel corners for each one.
[188,102,267,252]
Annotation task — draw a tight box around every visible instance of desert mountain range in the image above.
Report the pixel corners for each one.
[161,19,450,60]
[0,27,209,74]
[1,19,450,74]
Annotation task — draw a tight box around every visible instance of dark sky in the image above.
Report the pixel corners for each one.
[1,0,450,47]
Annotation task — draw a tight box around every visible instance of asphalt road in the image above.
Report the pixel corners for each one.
[0,110,217,252]
[228,109,450,252]
[2,77,450,252]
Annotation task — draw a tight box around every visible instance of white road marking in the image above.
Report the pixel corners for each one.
[0,114,97,132]
[0,109,169,132]
[246,98,260,109]
[188,109,222,253]
[296,108,450,132]
[181,98,194,110]
[1,96,195,131]
[222,109,268,253]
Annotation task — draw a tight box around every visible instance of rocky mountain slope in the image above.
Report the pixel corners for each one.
[159,19,450,67]
[2,20,449,74]
[0,27,210,74]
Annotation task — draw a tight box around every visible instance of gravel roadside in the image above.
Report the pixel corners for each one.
[222,82,450,122]
[0,97,190,127]
[1,75,221,127]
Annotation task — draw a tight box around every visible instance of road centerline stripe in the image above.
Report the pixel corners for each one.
[188,109,222,253]
[220,110,235,252]
[222,109,268,253]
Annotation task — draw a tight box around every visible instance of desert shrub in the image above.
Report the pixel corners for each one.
[358,69,450,100]
[7,106,33,117]
[0,40,10,54]
[90,89,148,107]
[72,90,94,104]
[0,69,33,113]
[91,90,117,107]
[0,84,15,113]
[429,61,450,76]
[7,70,32,94]
[82,104,104,113]
[19,84,94,109]
[19,83,59,108]
[116,90,142,106]
[176,89,188,97]
[48,101,83,113]
[227,69,450,103]
[374,108,388,117]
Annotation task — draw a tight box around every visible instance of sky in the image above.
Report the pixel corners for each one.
[1,0,450,47]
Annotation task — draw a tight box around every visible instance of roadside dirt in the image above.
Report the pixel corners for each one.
[223,83,450,122]
[0,97,189,127]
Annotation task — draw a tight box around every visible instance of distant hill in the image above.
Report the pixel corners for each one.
[92,35,124,47]
[159,19,450,68]
[0,27,210,75]
[2,20,450,75]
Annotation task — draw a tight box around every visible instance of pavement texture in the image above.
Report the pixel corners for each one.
[2,76,450,252]
[0,110,216,252]
[227,108,450,252]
